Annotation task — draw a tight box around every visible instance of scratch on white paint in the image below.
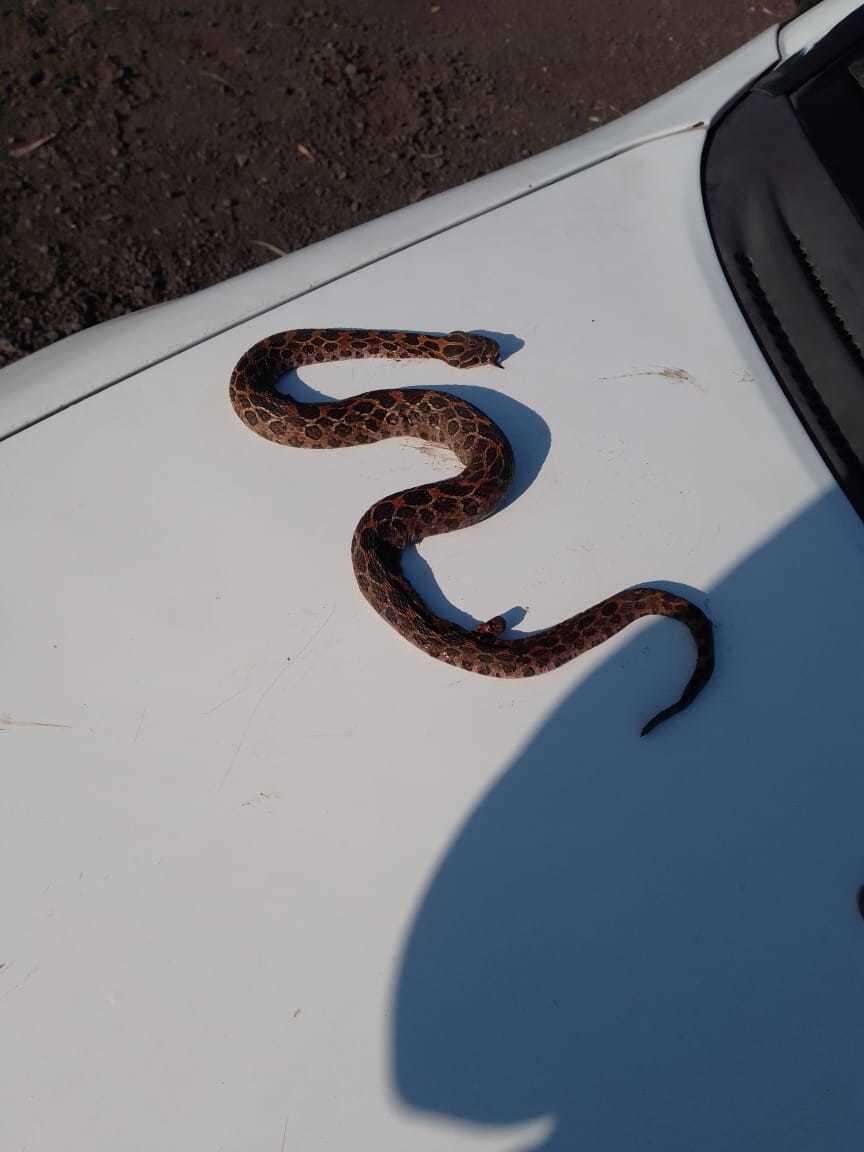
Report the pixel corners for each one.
[0,715,71,730]
[290,605,337,667]
[219,658,293,790]
[219,605,336,789]
[599,366,707,392]
[203,684,250,716]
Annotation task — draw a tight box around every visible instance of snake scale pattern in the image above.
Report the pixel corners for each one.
[230,328,714,734]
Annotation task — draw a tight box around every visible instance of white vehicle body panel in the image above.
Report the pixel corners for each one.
[2,8,864,1152]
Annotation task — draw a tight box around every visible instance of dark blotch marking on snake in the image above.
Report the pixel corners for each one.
[229,328,715,734]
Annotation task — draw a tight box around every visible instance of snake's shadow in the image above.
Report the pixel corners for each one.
[278,332,549,631]
[391,489,864,1152]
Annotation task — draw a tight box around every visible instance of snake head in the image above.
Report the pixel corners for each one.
[442,331,504,369]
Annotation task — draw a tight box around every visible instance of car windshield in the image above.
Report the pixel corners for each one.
[703,8,864,520]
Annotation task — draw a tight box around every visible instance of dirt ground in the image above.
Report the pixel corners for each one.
[1,0,796,367]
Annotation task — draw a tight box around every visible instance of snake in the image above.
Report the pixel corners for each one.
[229,328,714,735]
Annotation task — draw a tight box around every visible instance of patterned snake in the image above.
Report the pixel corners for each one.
[230,328,714,734]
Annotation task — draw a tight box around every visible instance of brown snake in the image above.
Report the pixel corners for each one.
[230,328,714,734]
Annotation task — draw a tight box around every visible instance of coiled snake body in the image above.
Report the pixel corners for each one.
[230,328,714,734]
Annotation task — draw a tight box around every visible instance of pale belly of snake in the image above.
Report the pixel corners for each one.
[229,328,714,735]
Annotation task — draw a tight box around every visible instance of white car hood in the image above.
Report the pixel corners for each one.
[3,21,864,1152]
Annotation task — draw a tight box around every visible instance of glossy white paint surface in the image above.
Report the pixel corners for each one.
[3,121,864,1150]
[0,26,781,440]
[780,0,863,56]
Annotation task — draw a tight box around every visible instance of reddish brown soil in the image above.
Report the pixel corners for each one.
[0,0,795,367]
